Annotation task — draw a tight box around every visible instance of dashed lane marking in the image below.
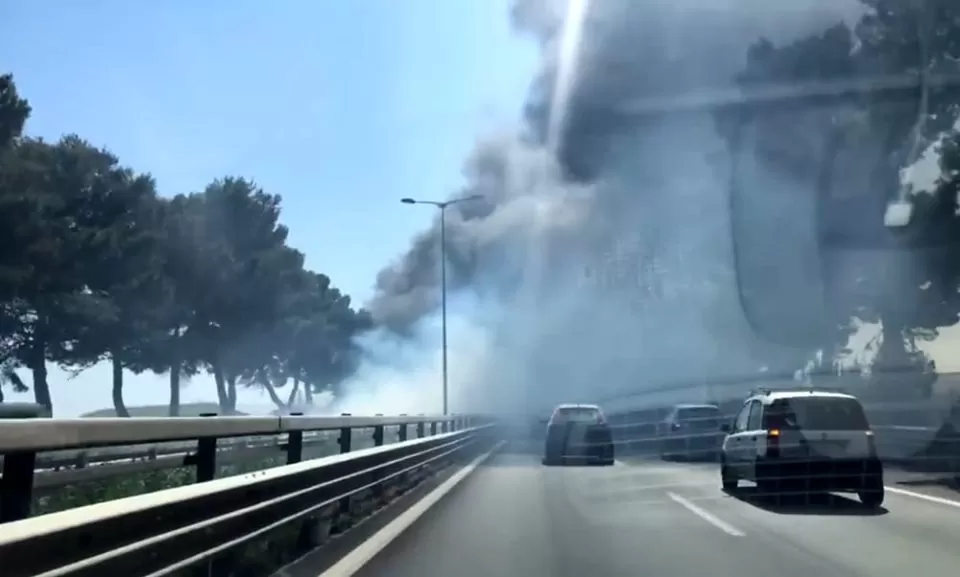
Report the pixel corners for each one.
[886,485,960,510]
[667,491,745,537]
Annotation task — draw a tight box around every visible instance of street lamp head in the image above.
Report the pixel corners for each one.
[400,198,416,204]
[446,194,484,207]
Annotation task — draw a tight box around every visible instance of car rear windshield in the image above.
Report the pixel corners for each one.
[764,397,869,431]
[553,408,603,424]
[677,406,720,427]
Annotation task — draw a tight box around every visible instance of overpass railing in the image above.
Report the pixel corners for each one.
[0,414,497,577]
[0,412,481,519]
[0,414,480,522]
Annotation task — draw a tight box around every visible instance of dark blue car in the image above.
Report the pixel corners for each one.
[542,404,615,466]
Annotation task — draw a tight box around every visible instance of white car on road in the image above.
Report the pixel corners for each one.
[720,388,884,507]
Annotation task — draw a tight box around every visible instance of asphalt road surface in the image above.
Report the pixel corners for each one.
[355,449,960,577]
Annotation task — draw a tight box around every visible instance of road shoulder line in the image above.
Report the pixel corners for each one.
[317,442,506,577]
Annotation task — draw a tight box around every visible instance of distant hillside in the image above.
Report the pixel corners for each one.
[81,403,248,418]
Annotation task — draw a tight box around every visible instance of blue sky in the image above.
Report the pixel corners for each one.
[1,0,540,415]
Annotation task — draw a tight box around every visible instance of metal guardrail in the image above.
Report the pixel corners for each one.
[603,399,956,469]
[0,422,497,577]
[0,413,477,524]
[25,430,339,492]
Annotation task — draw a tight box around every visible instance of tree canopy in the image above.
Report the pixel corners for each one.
[0,74,371,416]
[718,0,960,398]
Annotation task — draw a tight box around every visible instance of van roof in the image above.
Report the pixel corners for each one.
[554,403,601,410]
[759,390,857,402]
[674,403,720,410]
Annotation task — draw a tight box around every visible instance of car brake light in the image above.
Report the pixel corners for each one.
[766,428,781,458]
[865,430,877,455]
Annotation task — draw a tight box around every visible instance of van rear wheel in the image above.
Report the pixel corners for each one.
[859,488,884,508]
[721,460,738,491]
[858,479,884,508]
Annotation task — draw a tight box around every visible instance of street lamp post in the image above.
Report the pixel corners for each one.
[401,195,482,415]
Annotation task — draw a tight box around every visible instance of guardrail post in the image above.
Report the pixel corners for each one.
[194,412,218,482]
[338,413,352,454]
[370,415,388,509]
[284,411,321,554]
[337,413,353,525]
[398,414,408,442]
[286,412,304,464]
[431,421,438,435]
[0,402,43,523]
[372,414,385,446]
[417,420,425,438]
[1,451,35,523]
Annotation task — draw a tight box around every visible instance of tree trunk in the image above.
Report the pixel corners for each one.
[213,364,229,413]
[286,378,301,408]
[877,316,909,369]
[872,313,925,400]
[226,374,237,413]
[30,331,51,416]
[303,378,313,405]
[111,353,129,417]
[258,370,286,411]
[167,331,183,416]
[168,367,181,417]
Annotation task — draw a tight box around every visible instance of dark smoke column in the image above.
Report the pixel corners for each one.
[400,195,484,415]
[506,0,849,398]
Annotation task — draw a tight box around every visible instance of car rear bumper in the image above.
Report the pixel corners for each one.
[543,425,615,464]
[760,458,883,491]
[663,433,724,452]
[544,453,615,465]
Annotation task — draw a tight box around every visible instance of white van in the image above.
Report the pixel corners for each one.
[719,389,884,507]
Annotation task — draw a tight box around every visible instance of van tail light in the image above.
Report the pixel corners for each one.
[865,430,877,456]
[766,428,781,458]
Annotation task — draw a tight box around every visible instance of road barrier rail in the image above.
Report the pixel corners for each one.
[0,413,479,523]
[0,414,496,577]
[1,413,469,499]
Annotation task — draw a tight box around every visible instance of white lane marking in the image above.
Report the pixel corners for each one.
[886,485,960,509]
[318,442,506,577]
[573,479,716,497]
[667,492,745,537]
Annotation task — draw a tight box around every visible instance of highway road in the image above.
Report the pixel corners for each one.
[354,449,960,577]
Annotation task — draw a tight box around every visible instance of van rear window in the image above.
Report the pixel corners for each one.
[764,397,869,431]
[552,408,603,424]
[677,406,720,428]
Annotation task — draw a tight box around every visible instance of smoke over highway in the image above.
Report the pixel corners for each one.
[355,0,865,415]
